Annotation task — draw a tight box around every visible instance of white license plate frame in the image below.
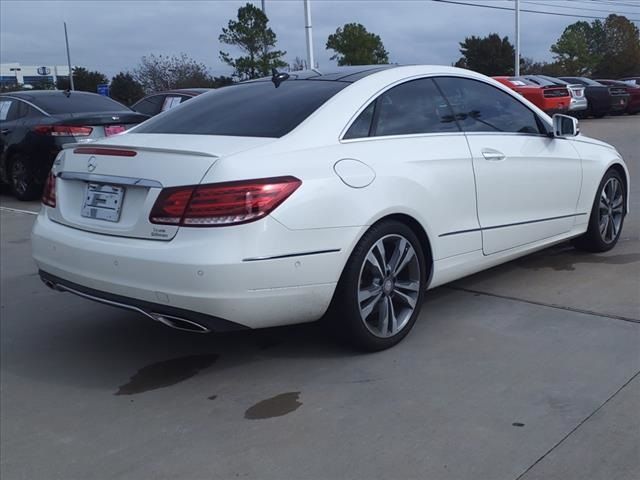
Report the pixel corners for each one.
[81,183,125,222]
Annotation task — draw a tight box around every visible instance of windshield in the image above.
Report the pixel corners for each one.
[134,80,348,138]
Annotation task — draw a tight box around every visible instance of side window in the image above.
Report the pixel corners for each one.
[132,95,165,116]
[15,100,31,119]
[343,78,459,139]
[161,95,188,112]
[0,100,12,121]
[344,102,375,139]
[434,77,543,135]
[374,79,458,137]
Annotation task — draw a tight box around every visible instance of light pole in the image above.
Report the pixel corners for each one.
[304,0,315,69]
[261,0,265,14]
[515,0,520,76]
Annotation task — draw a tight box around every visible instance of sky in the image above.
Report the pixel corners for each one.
[1,0,639,79]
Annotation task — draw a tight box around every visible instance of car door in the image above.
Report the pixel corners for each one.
[0,98,30,181]
[434,76,582,255]
[340,77,480,261]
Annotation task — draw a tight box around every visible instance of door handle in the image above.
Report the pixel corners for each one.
[481,148,506,161]
[0,129,11,135]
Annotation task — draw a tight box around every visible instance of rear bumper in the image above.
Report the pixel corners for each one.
[569,97,588,112]
[32,210,361,330]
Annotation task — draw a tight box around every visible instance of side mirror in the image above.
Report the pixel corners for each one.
[552,114,579,138]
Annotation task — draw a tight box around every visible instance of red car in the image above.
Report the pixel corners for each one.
[596,79,640,114]
[493,76,571,114]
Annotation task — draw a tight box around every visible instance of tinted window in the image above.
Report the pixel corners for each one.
[435,77,542,134]
[133,95,165,116]
[135,80,347,138]
[0,100,14,121]
[372,79,458,137]
[161,95,189,112]
[31,93,128,114]
[344,102,375,139]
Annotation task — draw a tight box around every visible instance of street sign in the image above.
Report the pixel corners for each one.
[97,83,109,96]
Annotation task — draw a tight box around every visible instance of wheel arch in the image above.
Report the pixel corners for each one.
[607,161,630,214]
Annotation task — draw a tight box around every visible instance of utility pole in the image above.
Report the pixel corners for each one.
[304,0,315,69]
[64,22,75,90]
[515,0,520,76]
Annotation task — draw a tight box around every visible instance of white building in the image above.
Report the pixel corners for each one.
[1,63,70,87]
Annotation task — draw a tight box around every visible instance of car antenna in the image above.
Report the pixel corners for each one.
[271,68,289,88]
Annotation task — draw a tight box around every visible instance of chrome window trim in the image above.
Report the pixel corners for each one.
[339,73,553,143]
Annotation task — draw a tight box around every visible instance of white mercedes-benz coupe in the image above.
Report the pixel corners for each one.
[32,65,629,350]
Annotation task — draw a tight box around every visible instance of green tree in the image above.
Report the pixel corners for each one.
[212,75,234,88]
[133,53,217,93]
[219,3,287,80]
[110,72,145,105]
[57,67,108,92]
[455,34,515,75]
[326,23,389,66]
[593,15,640,77]
[550,21,600,75]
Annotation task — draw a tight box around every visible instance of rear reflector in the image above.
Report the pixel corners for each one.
[149,176,302,227]
[34,125,93,137]
[42,171,56,207]
[73,147,137,157]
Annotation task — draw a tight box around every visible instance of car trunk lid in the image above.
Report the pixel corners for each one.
[48,134,274,240]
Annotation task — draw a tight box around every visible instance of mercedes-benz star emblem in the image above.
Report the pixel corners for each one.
[87,157,97,172]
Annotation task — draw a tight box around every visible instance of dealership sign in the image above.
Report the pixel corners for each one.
[37,66,51,75]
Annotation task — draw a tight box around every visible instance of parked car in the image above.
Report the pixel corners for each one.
[521,75,587,115]
[131,88,211,117]
[0,90,148,200]
[595,79,640,114]
[558,77,629,117]
[32,65,629,351]
[492,76,570,114]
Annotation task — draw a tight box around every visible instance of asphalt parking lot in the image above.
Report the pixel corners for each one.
[1,116,638,480]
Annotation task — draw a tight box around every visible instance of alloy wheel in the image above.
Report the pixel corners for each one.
[10,158,28,196]
[599,177,624,244]
[357,234,421,338]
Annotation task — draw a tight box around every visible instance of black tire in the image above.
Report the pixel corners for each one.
[9,154,41,201]
[329,220,427,351]
[573,169,626,252]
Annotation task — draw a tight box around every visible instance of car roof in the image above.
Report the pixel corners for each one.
[246,65,401,84]
[0,90,104,101]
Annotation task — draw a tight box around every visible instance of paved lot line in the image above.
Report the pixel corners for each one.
[0,206,38,215]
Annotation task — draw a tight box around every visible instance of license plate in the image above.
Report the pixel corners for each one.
[105,125,126,136]
[81,183,124,222]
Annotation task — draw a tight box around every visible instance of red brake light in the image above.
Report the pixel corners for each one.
[42,171,56,207]
[73,147,137,157]
[34,125,93,137]
[149,176,301,227]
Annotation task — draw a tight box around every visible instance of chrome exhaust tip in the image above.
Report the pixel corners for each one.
[149,313,211,334]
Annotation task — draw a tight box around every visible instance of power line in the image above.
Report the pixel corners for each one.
[582,0,640,8]
[523,0,640,14]
[430,0,640,20]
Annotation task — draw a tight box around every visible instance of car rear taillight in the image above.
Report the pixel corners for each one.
[42,171,56,207]
[543,88,570,98]
[33,125,93,137]
[149,176,302,227]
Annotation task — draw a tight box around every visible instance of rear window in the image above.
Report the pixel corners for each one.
[32,93,128,114]
[134,80,348,138]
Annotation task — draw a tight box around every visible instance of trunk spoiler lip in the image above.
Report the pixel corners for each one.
[62,142,220,158]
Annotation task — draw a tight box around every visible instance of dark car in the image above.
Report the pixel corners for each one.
[559,77,629,118]
[0,90,148,200]
[596,79,640,114]
[131,88,211,117]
